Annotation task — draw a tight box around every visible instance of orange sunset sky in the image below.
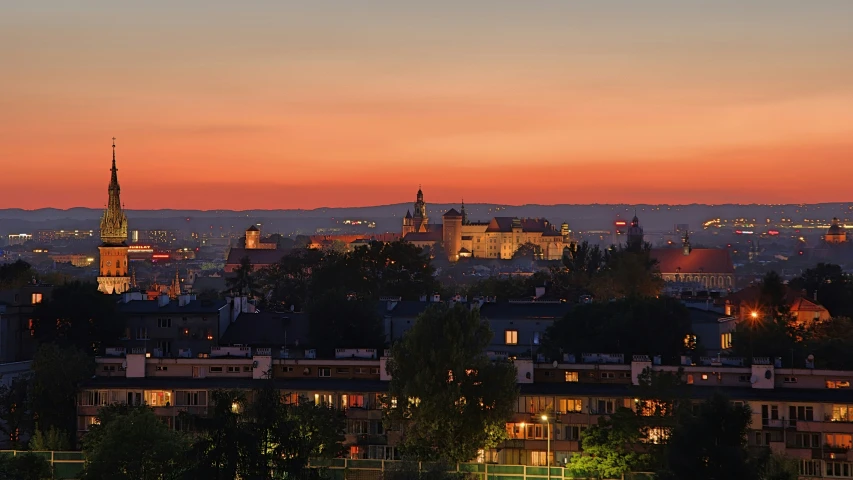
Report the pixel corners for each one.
[2,1,853,210]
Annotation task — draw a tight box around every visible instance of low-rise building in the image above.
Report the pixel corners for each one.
[115,292,231,358]
[77,348,853,476]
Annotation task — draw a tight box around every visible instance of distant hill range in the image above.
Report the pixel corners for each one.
[1,203,851,237]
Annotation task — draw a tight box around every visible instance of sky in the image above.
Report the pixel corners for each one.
[2,1,853,210]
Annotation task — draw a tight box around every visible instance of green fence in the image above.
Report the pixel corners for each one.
[310,459,655,480]
[0,451,654,480]
[0,450,84,479]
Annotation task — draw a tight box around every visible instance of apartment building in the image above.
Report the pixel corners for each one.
[78,348,853,478]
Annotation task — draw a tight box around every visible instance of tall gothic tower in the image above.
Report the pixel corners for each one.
[97,138,130,294]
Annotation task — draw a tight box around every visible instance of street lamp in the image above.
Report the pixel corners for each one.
[749,310,759,359]
[541,415,550,480]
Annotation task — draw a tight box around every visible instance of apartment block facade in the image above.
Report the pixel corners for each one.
[77,348,853,478]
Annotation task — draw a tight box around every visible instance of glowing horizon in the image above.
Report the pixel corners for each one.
[3,1,853,210]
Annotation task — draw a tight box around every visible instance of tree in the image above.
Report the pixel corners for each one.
[29,425,70,451]
[31,281,122,355]
[589,245,663,299]
[0,452,53,480]
[803,316,853,369]
[660,393,754,480]
[543,297,693,362]
[0,376,32,449]
[82,405,189,480]
[226,256,256,296]
[567,408,652,479]
[307,290,384,356]
[790,263,853,317]
[257,248,324,311]
[186,390,247,480]
[0,260,34,289]
[512,242,541,260]
[29,344,94,448]
[187,386,344,479]
[385,303,518,463]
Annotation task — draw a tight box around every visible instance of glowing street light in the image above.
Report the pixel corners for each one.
[541,415,550,480]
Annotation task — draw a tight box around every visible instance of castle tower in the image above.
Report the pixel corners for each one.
[412,186,429,233]
[402,210,414,235]
[442,208,463,262]
[460,199,468,225]
[97,138,131,294]
[245,225,261,249]
[682,231,692,256]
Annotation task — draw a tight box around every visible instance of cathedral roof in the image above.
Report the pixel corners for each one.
[651,248,734,274]
[405,210,412,219]
[246,225,260,232]
[443,208,462,218]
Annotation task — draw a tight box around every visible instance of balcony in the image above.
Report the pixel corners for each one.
[812,446,851,461]
[354,434,387,446]
[761,418,794,430]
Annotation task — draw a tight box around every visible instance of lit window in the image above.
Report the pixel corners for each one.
[701,374,709,380]
[505,330,518,345]
[31,293,43,304]
[721,333,733,349]
[564,371,578,383]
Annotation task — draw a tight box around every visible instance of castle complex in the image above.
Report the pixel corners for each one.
[401,188,572,261]
[97,139,131,294]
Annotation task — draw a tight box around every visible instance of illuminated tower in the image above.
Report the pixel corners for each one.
[97,138,131,294]
[411,186,429,233]
[442,208,463,262]
[245,225,261,249]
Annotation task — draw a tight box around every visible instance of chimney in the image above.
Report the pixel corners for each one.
[178,294,192,307]
[157,293,170,307]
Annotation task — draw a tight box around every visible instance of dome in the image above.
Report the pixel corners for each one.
[827,218,844,235]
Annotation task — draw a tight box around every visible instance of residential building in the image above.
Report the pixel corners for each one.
[6,234,32,247]
[725,285,831,325]
[115,292,231,358]
[0,284,53,362]
[77,347,853,478]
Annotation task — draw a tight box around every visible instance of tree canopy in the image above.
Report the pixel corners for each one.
[29,344,94,448]
[0,260,34,289]
[568,407,653,479]
[32,281,122,355]
[186,384,344,479]
[385,303,518,463]
[543,297,693,361]
[82,405,190,480]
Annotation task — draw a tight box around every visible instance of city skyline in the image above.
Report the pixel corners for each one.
[3,1,853,209]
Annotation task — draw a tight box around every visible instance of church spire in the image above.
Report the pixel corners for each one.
[461,198,467,225]
[100,138,128,245]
